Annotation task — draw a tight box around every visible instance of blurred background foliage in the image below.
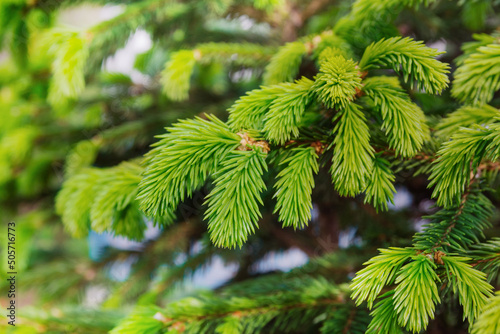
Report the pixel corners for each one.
[0,0,499,333]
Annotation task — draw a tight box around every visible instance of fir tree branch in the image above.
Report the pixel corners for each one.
[350,247,415,308]
[162,43,275,101]
[366,291,403,334]
[312,54,363,109]
[456,32,499,65]
[205,148,268,248]
[45,30,88,105]
[320,306,371,334]
[363,76,428,157]
[355,254,442,334]
[43,0,190,103]
[363,156,396,211]
[330,102,374,197]
[137,115,241,220]
[263,77,314,144]
[470,238,500,283]
[413,189,494,253]
[436,104,500,139]
[161,49,197,102]
[64,139,101,178]
[359,37,450,94]
[86,0,189,71]
[452,43,500,104]
[273,146,319,229]
[351,0,437,22]
[228,80,310,131]
[471,292,500,334]
[263,41,306,85]
[56,162,154,240]
[429,122,500,207]
[392,255,440,333]
[19,306,123,333]
[441,256,493,324]
[112,278,351,334]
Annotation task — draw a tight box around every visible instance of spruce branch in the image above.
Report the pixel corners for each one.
[19,306,123,333]
[137,115,241,220]
[470,238,500,283]
[205,148,268,248]
[366,291,403,334]
[44,30,88,104]
[312,55,363,109]
[471,292,500,334]
[350,247,415,308]
[359,37,450,94]
[162,43,275,101]
[109,306,165,334]
[413,190,494,252]
[228,81,308,131]
[351,250,492,333]
[85,0,189,72]
[7,2,500,334]
[452,43,500,105]
[55,168,100,238]
[273,146,319,229]
[442,256,493,324]
[262,31,353,86]
[313,33,355,62]
[320,306,371,334]
[456,33,499,65]
[196,43,274,67]
[90,162,146,238]
[363,156,396,211]
[43,0,190,103]
[112,278,350,334]
[263,77,314,145]
[363,76,428,157]
[64,139,101,178]
[56,162,152,240]
[429,122,500,207]
[316,46,353,65]
[393,254,440,333]
[330,102,374,197]
[160,50,197,102]
[350,0,437,22]
[263,41,306,85]
[436,104,500,139]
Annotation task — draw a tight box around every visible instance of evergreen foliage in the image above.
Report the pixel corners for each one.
[452,43,500,104]
[2,0,500,333]
[262,41,305,85]
[330,102,374,196]
[138,115,241,221]
[470,238,500,283]
[359,37,450,94]
[273,147,319,229]
[312,54,362,109]
[363,156,396,211]
[472,292,500,334]
[205,148,268,248]
[162,43,274,101]
[262,77,313,145]
[228,84,296,131]
[56,162,152,239]
[362,76,428,157]
[429,122,500,207]
[413,190,494,251]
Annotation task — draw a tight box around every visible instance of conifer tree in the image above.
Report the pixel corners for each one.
[1,0,500,333]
